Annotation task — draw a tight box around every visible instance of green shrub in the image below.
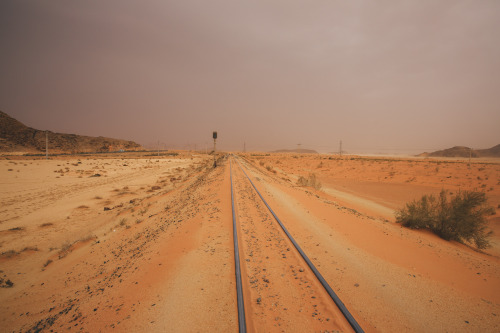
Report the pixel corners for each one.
[396,190,494,249]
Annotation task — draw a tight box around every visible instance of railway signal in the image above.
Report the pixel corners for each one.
[213,131,217,168]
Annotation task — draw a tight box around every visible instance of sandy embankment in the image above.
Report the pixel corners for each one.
[0,153,237,332]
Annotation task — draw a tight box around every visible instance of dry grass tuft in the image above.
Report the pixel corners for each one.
[265,165,277,174]
[8,227,25,232]
[78,235,96,243]
[297,173,322,190]
[0,277,14,288]
[1,250,19,258]
[21,246,39,252]
[58,242,73,259]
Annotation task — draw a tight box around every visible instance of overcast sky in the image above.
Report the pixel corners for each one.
[1,1,499,153]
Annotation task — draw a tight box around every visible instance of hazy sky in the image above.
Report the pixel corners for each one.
[1,1,499,153]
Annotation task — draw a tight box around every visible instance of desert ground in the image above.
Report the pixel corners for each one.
[0,152,499,332]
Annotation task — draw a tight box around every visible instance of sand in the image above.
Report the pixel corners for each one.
[0,152,499,332]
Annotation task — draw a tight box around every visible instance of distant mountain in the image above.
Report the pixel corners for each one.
[0,110,142,153]
[419,145,500,158]
[272,148,319,154]
[477,144,500,157]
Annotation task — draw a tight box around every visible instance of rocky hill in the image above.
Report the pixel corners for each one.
[0,111,142,153]
[420,144,500,158]
[477,144,500,157]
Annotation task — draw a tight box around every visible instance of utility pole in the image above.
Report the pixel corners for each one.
[45,131,48,160]
[339,140,342,157]
[213,131,217,168]
[297,143,302,153]
[157,140,160,157]
[244,142,246,153]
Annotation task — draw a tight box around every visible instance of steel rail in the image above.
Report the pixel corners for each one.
[230,158,247,333]
[235,157,364,333]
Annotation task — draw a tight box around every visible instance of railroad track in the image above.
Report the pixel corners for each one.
[229,156,364,333]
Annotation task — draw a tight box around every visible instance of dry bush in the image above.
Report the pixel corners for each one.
[1,250,19,258]
[297,173,322,190]
[396,190,494,249]
[265,165,276,173]
[21,246,39,252]
[58,242,73,259]
[57,235,95,259]
[78,235,95,243]
[0,278,14,288]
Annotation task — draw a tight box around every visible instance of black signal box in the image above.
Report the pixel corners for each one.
[213,131,217,139]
